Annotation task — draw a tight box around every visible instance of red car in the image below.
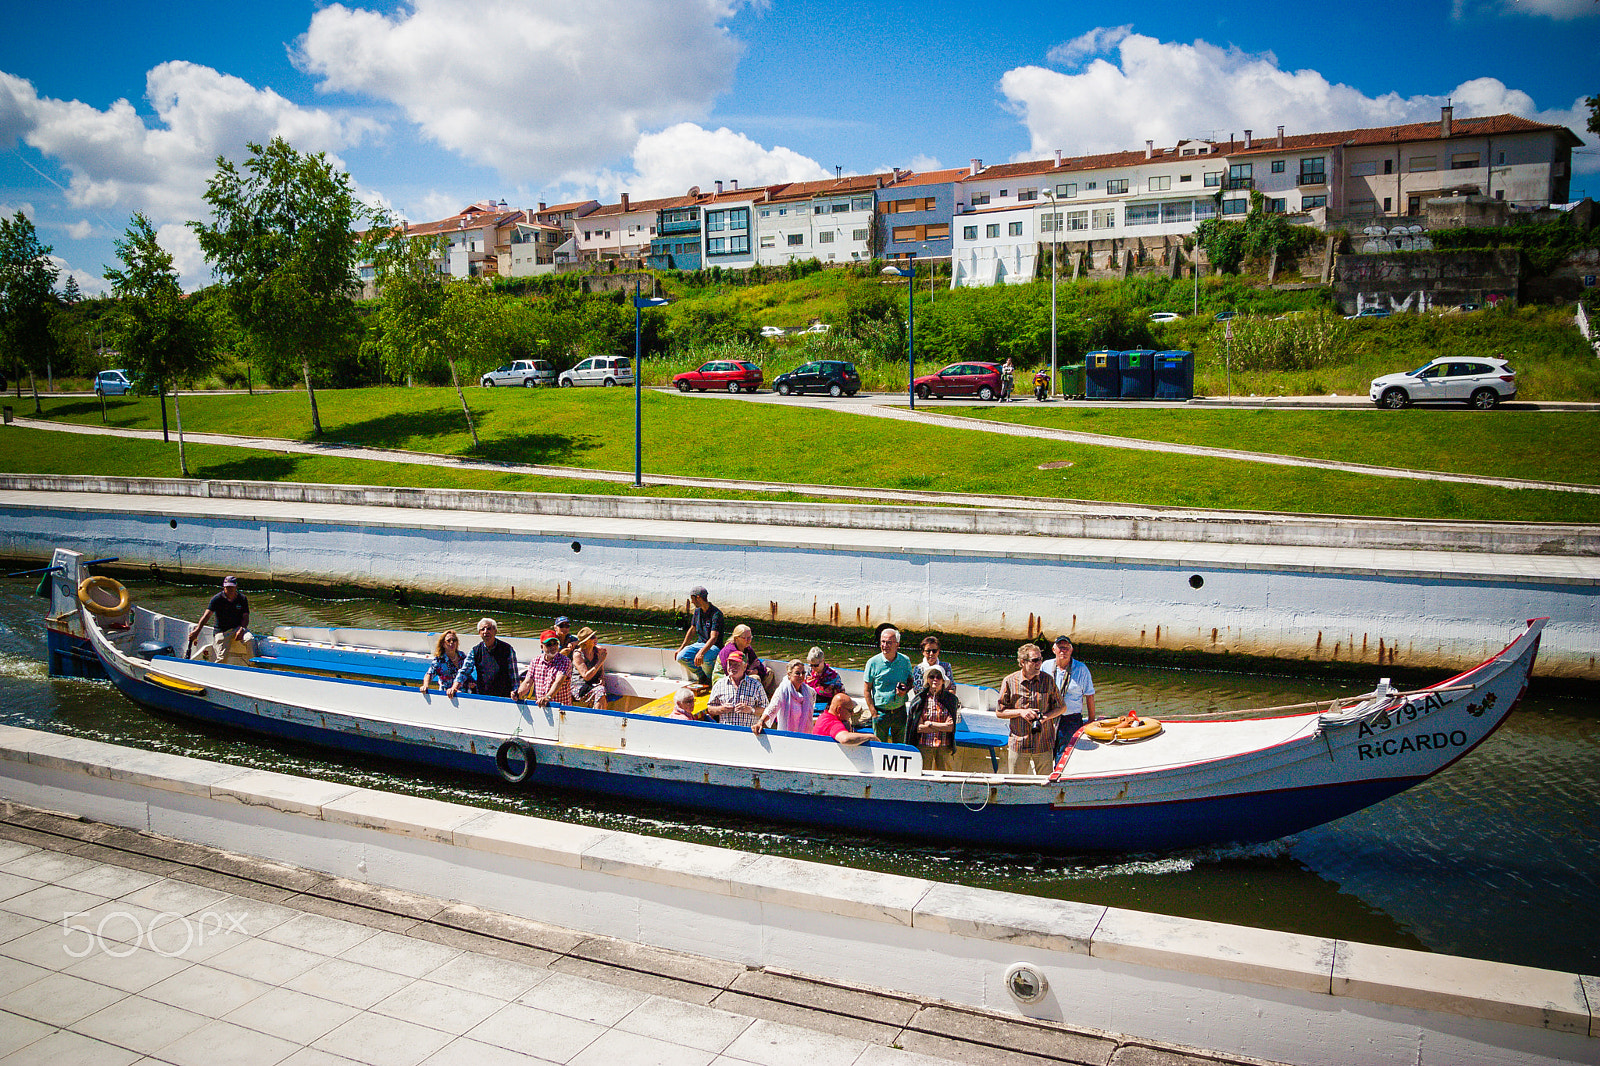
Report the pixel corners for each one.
[913,362,1002,400]
[673,360,763,393]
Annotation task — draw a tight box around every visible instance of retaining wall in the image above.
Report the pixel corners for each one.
[0,727,1593,1066]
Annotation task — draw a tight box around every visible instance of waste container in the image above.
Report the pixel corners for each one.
[1059,363,1086,399]
[1118,349,1156,400]
[1085,351,1120,399]
[1153,350,1194,401]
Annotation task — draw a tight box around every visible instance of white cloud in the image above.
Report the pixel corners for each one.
[1454,0,1598,18]
[297,0,747,185]
[904,154,943,173]
[1046,26,1133,68]
[610,122,829,199]
[66,220,92,239]
[999,33,1598,171]
[0,200,39,221]
[49,256,107,297]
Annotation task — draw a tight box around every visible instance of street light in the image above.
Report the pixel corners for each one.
[632,277,669,487]
[881,262,916,410]
[1042,190,1059,398]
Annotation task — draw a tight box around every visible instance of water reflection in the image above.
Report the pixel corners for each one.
[3,578,1596,973]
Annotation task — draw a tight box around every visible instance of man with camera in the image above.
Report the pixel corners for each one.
[863,627,915,744]
[997,643,1065,775]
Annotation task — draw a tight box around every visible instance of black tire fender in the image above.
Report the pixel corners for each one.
[495,739,535,784]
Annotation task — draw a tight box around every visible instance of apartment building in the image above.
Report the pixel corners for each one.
[575,193,690,261]
[755,174,889,265]
[878,168,963,265]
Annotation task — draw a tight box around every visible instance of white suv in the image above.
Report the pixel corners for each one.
[480,360,555,387]
[1370,358,1517,410]
[558,356,634,388]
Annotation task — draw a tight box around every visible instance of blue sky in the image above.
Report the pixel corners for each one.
[2,0,1595,291]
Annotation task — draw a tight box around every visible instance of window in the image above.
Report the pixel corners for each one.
[1271,160,1285,174]
[707,235,749,256]
[851,197,872,211]
[1148,176,1171,191]
[892,225,918,242]
[999,190,1008,197]
[925,223,949,240]
[1265,197,1286,213]
[1056,183,1077,197]
[971,193,990,206]
[962,226,977,240]
[1383,159,1394,175]
[1040,212,1061,233]
[1008,221,1023,236]
[832,202,852,213]
[1300,157,1326,184]
[818,231,834,243]
[1497,151,1505,165]
[1226,164,1252,189]
[1161,201,1191,223]
[852,228,869,241]
[787,233,804,246]
[1017,188,1038,201]
[1382,197,1392,212]
[1303,194,1327,210]
[1091,208,1115,229]
[1203,172,1221,187]
[583,230,591,240]
[1067,210,1089,231]
[1221,198,1248,216]
[1125,202,1160,226]
[1350,161,1378,177]
[759,234,775,248]
[759,209,771,218]
[1106,179,1129,194]
[1193,199,1216,220]
[1087,182,1097,190]
[1451,153,1480,169]
[985,224,999,238]
[1179,174,1192,182]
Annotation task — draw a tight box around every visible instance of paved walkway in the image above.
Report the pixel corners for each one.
[11,404,1598,501]
[0,804,1273,1066]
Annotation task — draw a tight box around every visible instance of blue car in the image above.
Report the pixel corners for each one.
[94,369,136,396]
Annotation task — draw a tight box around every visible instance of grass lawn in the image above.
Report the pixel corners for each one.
[12,387,1600,523]
[949,406,1600,486]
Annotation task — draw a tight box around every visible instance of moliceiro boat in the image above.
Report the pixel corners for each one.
[51,550,1544,853]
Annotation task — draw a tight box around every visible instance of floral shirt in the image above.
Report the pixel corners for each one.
[522,653,572,704]
[806,664,845,709]
[708,674,767,727]
[424,653,466,690]
[912,659,954,692]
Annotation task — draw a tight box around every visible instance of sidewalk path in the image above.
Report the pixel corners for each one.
[13,407,1598,500]
[0,802,1275,1066]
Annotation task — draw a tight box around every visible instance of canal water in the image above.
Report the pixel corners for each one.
[3,578,1596,975]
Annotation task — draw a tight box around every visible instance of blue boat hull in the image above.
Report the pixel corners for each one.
[47,628,107,680]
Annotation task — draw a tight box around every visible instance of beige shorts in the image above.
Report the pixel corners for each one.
[205,630,255,666]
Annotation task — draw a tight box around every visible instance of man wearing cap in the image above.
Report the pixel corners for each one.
[552,616,576,656]
[707,650,765,728]
[1046,635,1096,761]
[188,576,253,665]
[674,587,723,685]
[450,618,518,699]
[516,630,572,706]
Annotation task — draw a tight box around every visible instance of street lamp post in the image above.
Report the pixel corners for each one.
[632,277,669,487]
[880,263,916,410]
[1043,190,1058,398]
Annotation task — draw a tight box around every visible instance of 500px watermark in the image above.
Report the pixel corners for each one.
[61,910,251,958]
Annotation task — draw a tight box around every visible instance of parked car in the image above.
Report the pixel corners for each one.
[1148,312,1183,323]
[94,369,136,396]
[480,360,555,387]
[799,323,831,335]
[1369,358,1517,410]
[1344,307,1393,321]
[672,360,763,393]
[760,325,787,338]
[771,360,860,398]
[913,362,1002,401]
[558,356,634,388]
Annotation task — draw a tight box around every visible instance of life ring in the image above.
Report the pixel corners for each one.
[78,575,131,617]
[1083,714,1164,743]
[494,739,535,784]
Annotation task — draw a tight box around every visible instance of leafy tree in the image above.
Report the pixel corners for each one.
[664,300,759,353]
[1587,93,1600,136]
[0,211,60,409]
[104,213,215,470]
[192,138,365,437]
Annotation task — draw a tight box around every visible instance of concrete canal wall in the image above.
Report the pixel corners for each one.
[1,727,1594,1066]
[1,474,1597,680]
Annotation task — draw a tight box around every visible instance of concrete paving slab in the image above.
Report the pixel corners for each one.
[338,927,460,978]
[516,967,652,1026]
[371,977,508,1035]
[614,993,755,1053]
[548,952,724,1006]
[73,992,211,1053]
[313,1011,456,1066]
[0,1027,141,1066]
[285,956,417,1010]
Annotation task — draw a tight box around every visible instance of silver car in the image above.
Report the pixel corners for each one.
[558,356,634,387]
[480,360,555,387]
[1369,358,1517,410]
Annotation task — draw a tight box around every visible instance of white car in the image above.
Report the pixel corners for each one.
[480,360,555,387]
[799,323,831,335]
[1369,358,1517,410]
[760,326,787,338]
[1148,312,1183,323]
[94,369,136,396]
[558,355,634,388]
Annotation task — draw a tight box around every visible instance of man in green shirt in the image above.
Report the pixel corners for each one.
[863,627,915,743]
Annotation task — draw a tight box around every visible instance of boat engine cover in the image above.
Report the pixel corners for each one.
[137,641,175,660]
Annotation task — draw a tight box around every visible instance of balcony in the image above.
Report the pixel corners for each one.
[1297,175,1327,187]
[1224,178,1254,191]
[658,218,701,236]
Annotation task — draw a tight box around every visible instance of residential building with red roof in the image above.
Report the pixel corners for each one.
[754,172,896,266]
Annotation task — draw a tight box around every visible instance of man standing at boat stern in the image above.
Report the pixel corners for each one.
[997,643,1065,775]
[675,587,724,685]
[1046,634,1095,761]
[188,576,253,665]
[864,628,915,744]
[450,618,519,699]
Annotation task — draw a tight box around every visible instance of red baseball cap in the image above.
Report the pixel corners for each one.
[539,629,560,645]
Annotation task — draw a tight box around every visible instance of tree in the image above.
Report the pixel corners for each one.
[192,138,365,437]
[366,215,481,447]
[0,211,60,410]
[61,275,82,304]
[104,214,215,471]
[1587,93,1600,137]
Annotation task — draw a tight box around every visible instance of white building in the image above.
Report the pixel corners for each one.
[754,174,889,266]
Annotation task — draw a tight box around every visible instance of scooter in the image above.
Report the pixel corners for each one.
[1033,370,1050,401]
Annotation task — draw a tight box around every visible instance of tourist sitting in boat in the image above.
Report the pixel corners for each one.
[570,627,608,708]
[675,586,723,685]
[813,693,874,746]
[419,630,468,694]
[997,643,1065,775]
[669,687,699,720]
[707,651,765,727]
[515,629,572,706]
[552,615,576,656]
[715,625,773,694]
[911,635,954,692]
[448,618,518,699]
[187,575,254,665]
[907,666,958,771]
[805,647,845,713]
[754,660,814,735]
[864,627,915,744]
[1046,634,1095,760]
